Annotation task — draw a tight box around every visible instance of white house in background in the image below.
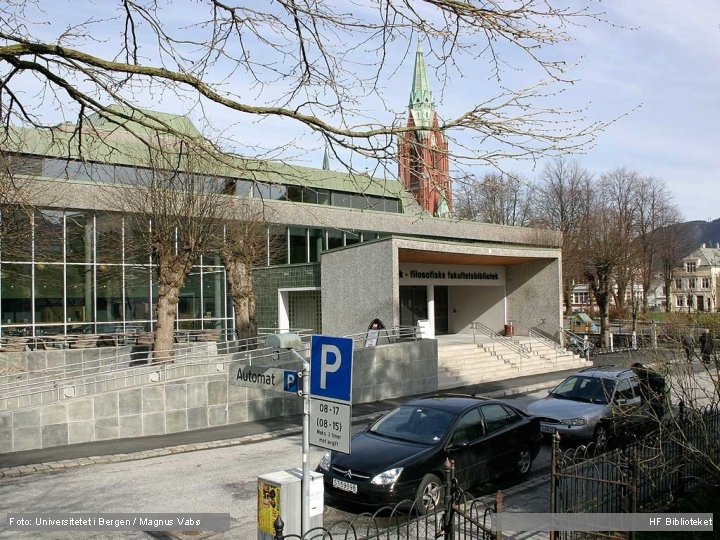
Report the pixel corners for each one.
[670,244,720,312]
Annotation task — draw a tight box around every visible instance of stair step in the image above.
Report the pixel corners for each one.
[436,335,587,389]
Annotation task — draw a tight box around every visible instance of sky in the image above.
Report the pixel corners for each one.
[8,1,720,223]
[547,1,720,223]
[200,0,720,223]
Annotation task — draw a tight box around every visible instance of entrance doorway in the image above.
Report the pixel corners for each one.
[400,285,449,335]
[400,286,427,327]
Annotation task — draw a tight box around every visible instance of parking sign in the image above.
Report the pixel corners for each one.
[309,335,353,403]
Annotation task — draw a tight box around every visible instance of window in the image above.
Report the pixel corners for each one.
[685,262,696,272]
[253,182,287,200]
[286,185,303,202]
[573,291,589,304]
[332,191,353,208]
[688,278,697,289]
[702,278,710,288]
[614,378,635,402]
[481,404,512,434]
[452,408,484,443]
[308,229,324,262]
[676,296,684,307]
[289,227,308,264]
[675,279,683,290]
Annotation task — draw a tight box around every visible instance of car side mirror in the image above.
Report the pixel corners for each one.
[547,389,553,395]
[446,441,468,454]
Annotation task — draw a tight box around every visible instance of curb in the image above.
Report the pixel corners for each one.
[0,380,562,480]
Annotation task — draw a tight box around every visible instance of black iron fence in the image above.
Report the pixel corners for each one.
[551,403,720,540]
[272,460,499,540]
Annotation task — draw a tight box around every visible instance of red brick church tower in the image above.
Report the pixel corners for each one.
[398,42,451,216]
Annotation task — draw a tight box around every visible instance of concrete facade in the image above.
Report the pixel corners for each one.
[321,236,563,338]
[321,240,397,336]
[506,258,563,338]
[0,340,437,454]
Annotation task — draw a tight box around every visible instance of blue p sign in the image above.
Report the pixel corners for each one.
[310,335,353,403]
[283,370,298,393]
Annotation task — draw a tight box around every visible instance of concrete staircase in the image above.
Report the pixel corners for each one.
[437,335,590,390]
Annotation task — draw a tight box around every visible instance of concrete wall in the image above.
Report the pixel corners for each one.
[506,258,563,337]
[321,240,397,337]
[0,340,437,455]
[448,286,505,334]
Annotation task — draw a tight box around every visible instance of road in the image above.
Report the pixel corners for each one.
[0,392,551,539]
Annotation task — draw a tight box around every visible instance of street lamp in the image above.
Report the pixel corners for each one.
[265,333,311,535]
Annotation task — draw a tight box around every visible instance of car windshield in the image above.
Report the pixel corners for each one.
[370,404,456,445]
[549,375,616,405]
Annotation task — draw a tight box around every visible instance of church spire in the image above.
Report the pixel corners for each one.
[408,40,434,134]
[322,146,330,170]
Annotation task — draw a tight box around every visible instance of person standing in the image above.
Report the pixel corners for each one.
[699,328,714,365]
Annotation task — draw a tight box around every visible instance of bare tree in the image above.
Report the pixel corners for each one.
[453,171,534,226]
[634,176,681,313]
[534,157,594,315]
[601,168,642,314]
[0,1,610,178]
[108,139,231,358]
[581,181,624,347]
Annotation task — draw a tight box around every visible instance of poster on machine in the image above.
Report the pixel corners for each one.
[257,481,280,535]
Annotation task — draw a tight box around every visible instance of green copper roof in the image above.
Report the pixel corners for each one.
[86,105,202,138]
[409,41,435,133]
[2,111,418,204]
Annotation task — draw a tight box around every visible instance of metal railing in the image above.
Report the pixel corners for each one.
[271,459,498,540]
[508,320,566,366]
[469,321,529,370]
[340,325,421,350]
[1,326,419,404]
[562,328,597,361]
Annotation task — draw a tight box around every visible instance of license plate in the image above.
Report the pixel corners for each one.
[332,478,358,494]
[541,424,556,434]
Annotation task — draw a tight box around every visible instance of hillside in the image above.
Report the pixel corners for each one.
[673,218,720,257]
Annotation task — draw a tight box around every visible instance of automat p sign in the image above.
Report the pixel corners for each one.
[229,363,299,394]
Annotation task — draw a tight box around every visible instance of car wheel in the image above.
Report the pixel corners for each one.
[516,446,533,477]
[593,423,609,452]
[415,474,443,514]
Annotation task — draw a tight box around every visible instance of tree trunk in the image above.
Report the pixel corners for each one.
[223,258,257,341]
[153,253,193,361]
[155,288,178,360]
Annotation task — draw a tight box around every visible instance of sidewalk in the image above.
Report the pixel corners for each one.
[0,367,582,478]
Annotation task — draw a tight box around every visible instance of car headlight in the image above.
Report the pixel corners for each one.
[318,452,331,472]
[370,467,403,486]
[563,417,588,427]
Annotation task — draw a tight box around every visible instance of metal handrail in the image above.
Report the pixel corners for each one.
[1,326,420,402]
[0,329,314,397]
[469,321,529,367]
[509,320,564,352]
[508,320,566,366]
[562,327,596,360]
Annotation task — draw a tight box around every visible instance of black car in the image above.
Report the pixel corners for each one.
[317,395,541,513]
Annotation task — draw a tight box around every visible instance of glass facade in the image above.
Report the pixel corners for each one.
[0,208,384,339]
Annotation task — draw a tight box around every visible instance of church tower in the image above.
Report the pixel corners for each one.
[398,42,451,216]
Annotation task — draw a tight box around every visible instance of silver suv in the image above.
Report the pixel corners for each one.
[527,365,665,449]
